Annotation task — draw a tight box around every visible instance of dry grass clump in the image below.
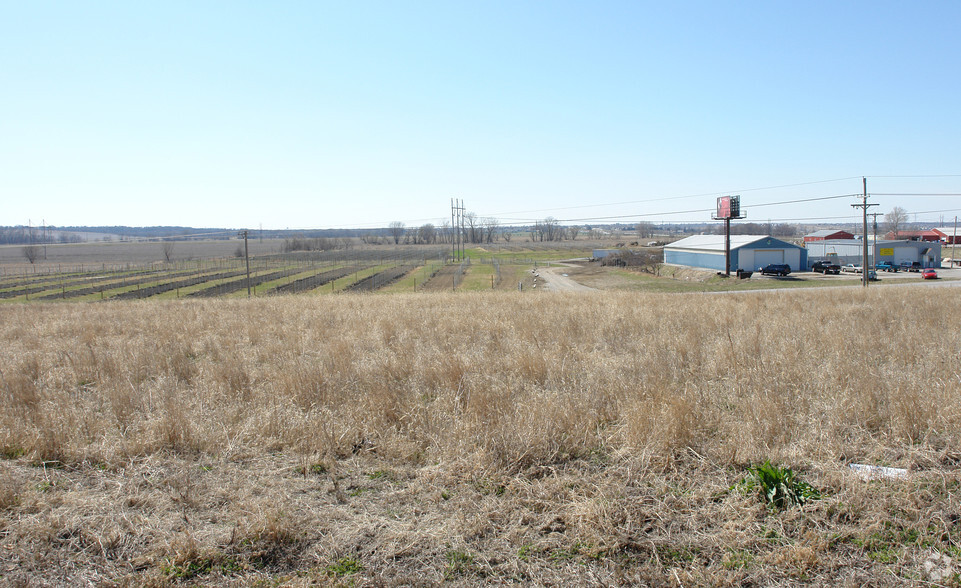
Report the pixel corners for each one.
[0,288,959,585]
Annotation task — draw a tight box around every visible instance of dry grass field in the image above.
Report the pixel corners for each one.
[1,288,960,586]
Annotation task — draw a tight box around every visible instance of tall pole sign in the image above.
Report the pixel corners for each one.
[712,195,746,276]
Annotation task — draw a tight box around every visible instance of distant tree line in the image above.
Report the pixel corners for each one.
[282,237,354,252]
[715,223,797,237]
[0,227,83,245]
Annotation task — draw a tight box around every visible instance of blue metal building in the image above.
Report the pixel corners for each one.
[664,235,807,272]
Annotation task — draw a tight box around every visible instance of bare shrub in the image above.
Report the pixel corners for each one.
[22,244,41,264]
[0,468,20,510]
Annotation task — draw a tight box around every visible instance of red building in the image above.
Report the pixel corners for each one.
[932,227,961,244]
[804,229,855,243]
[884,229,941,242]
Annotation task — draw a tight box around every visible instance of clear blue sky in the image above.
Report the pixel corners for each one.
[2,1,960,230]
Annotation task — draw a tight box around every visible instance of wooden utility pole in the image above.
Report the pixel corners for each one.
[868,212,882,270]
[240,230,251,298]
[851,177,878,287]
[953,216,958,267]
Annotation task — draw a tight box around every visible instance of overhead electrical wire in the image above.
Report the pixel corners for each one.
[238,174,959,231]
[479,176,862,218]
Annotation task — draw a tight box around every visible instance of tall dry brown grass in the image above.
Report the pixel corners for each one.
[2,289,957,470]
[1,288,959,585]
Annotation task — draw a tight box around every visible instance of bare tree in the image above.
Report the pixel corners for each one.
[567,225,580,241]
[541,217,559,241]
[636,221,655,239]
[418,223,436,244]
[464,212,480,244]
[162,241,175,262]
[502,228,512,243]
[388,221,406,245]
[483,218,499,243]
[885,206,909,237]
[23,245,40,264]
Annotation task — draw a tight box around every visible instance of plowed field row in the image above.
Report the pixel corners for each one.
[186,270,291,298]
[271,266,360,294]
[32,270,205,301]
[345,265,416,292]
[110,270,248,300]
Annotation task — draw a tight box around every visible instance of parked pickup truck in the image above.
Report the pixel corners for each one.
[875,261,898,272]
[900,261,922,272]
[841,264,862,273]
[812,261,841,274]
[760,264,791,276]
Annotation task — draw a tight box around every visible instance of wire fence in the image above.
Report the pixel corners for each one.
[453,259,471,289]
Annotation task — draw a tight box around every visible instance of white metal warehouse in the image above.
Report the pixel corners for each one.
[664,235,806,273]
[805,239,941,269]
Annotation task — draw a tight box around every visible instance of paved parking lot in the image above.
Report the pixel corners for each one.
[750,265,961,286]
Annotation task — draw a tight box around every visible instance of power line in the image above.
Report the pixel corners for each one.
[497,192,859,224]
[871,193,961,196]
[480,176,862,218]
[866,174,961,179]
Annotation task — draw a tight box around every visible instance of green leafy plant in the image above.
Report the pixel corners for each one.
[740,461,820,509]
[326,556,364,577]
[445,549,475,578]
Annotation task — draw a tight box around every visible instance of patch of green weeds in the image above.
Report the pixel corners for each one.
[294,463,328,477]
[441,490,451,501]
[866,546,899,563]
[549,542,598,562]
[162,558,214,580]
[738,461,820,510]
[518,544,536,562]
[0,446,26,460]
[656,545,697,564]
[35,481,54,493]
[722,549,754,570]
[162,554,244,579]
[326,556,364,577]
[473,478,507,496]
[367,469,392,481]
[854,522,932,563]
[220,557,243,574]
[348,488,364,497]
[445,549,475,579]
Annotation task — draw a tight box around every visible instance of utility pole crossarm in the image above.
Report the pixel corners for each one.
[851,177,878,287]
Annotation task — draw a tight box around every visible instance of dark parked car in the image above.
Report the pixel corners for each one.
[900,261,922,272]
[760,264,791,276]
[812,261,841,274]
[875,261,898,272]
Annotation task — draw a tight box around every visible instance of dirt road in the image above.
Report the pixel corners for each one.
[535,265,596,292]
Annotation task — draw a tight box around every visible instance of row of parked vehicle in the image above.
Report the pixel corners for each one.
[813,260,926,274]
[761,261,938,279]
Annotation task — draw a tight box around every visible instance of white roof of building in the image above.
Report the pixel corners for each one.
[666,235,788,251]
[933,227,959,237]
[805,229,852,238]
